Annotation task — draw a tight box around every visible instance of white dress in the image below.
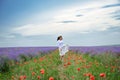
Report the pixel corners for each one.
[57,40,69,56]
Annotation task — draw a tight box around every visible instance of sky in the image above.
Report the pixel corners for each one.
[0,0,120,47]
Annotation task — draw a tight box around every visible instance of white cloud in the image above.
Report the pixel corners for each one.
[13,1,120,36]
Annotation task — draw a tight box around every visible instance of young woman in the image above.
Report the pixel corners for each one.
[57,36,69,60]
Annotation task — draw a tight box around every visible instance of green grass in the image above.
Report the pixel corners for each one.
[0,50,120,80]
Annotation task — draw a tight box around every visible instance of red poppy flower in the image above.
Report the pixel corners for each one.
[77,68,80,71]
[100,73,106,77]
[19,76,24,80]
[34,59,37,62]
[23,75,26,79]
[83,73,92,77]
[49,77,54,80]
[40,69,45,74]
[90,75,95,80]
[32,72,36,76]
[71,76,75,79]
[64,64,67,67]
[37,76,40,79]
[67,62,71,65]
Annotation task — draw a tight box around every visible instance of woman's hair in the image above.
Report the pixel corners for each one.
[57,36,62,41]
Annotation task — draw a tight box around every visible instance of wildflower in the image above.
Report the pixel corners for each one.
[90,75,95,80]
[37,76,40,79]
[83,73,92,77]
[100,73,106,77]
[34,59,37,62]
[49,77,54,80]
[39,58,44,61]
[32,72,36,76]
[77,68,80,71]
[67,62,71,65]
[40,69,45,74]
[64,64,67,67]
[23,75,26,79]
[111,66,116,69]
[85,65,91,68]
[19,76,24,80]
[71,76,75,79]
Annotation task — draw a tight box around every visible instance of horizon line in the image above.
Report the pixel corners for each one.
[0,45,120,48]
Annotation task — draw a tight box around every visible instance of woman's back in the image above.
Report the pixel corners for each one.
[57,40,64,48]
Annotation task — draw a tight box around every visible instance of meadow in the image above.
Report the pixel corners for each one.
[0,46,120,80]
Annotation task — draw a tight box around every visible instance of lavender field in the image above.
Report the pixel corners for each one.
[0,46,120,80]
[0,47,57,60]
[0,46,120,59]
[0,46,120,60]
[70,46,120,54]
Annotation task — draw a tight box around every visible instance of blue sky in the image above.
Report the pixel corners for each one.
[0,0,120,47]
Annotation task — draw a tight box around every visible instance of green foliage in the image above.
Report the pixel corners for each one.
[0,56,10,73]
[0,51,120,80]
[18,54,34,63]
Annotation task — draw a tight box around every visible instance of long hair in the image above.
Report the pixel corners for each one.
[57,36,62,41]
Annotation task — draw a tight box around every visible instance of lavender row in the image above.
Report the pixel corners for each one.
[69,46,120,54]
[0,47,57,59]
[0,46,120,59]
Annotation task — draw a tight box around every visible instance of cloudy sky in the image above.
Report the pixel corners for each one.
[0,0,120,47]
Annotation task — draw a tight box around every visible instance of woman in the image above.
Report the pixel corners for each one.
[57,36,69,60]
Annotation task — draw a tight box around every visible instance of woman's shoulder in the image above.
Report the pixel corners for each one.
[57,40,63,42]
